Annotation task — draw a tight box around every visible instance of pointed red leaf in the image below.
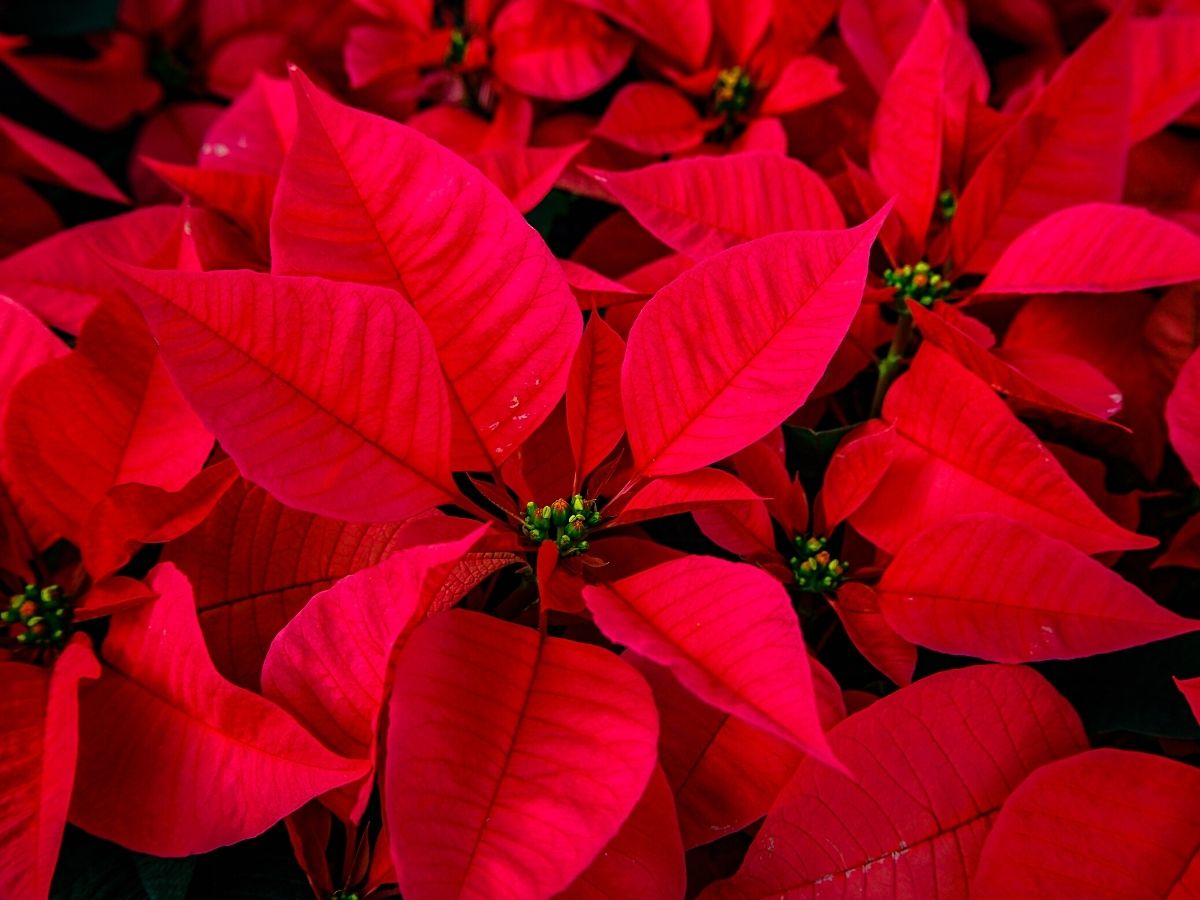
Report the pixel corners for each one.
[950,10,1132,273]
[1167,347,1200,483]
[0,112,128,204]
[629,654,807,848]
[592,83,709,156]
[869,0,952,248]
[567,0,712,70]
[70,564,369,856]
[622,211,886,477]
[611,468,761,526]
[829,582,917,686]
[567,313,627,485]
[491,0,634,101]
[583,556,835,762]
[878,514,1194,662]
[587,153,845,259]
[384,610,658,899]
[0,639,98,900]
[838,0,928,92]
[117,266,455,522]
[706,665,1089,899]
[271,71,579,468]
[262,523,488,820]
[5,298,212,545]
[820,420,897,529]
[0,207,179,333]
[972,749,1200,898]
[1159,512,1200,571]
[467,142,586,214]
[976,203,1200,295]
[908,300,1124,424]
[143,159,276,254]
[758,57,844,116]
[81,459,239,581]
[693,499,779,565]
[199,73,295,176]
[556,765,686,900]
[1130,15,1200,142]
[850,345,1154,555]
[163,481,456,689]
[730,439,808,536]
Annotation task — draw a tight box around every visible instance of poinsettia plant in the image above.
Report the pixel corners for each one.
[2,0,1200,897]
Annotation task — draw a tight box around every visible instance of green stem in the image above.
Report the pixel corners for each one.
[869,309,914,418]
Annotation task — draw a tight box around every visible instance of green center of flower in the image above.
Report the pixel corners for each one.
[2,584,72,648]
[523,495,601,557]
[713,66,753,116]
[445,28,468,66]
[882,261,951,308]
[938,190,957,221]
[790,537,847,593]
[331,892,359,900]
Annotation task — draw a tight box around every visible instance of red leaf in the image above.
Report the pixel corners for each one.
[706,665,1088,898]
[467,142,587,214]
[629,654,806,848]
[838,0,929,92]
[850,345,1155,555]
[976,203,1200,295]
[730,439,808,537]
[829,582,917,686]
[820,420,897,530]
[908,300,1124,425]
[556,765,686,900]
[0,175,60,256]
[271,71,580,469]
[567,0,712,70]
[622,211,887,477]
[758,56,844,116]
[611,468,761,527]
[81,459,240,581]
[583,556,836,762]
[491,0,634,101]
[1159,512,1200,571]
[143,159,276,255]
[587,153,845,259]
[0,113,127,203]
[950,9,1132,273]
[0,207,179,333]
[117,266,455,523]
[163,481,453,689]
[878,514,1192,662]
[1130,15,1200,142]
[868,0,952,248]
[1166,347,1200,483]
[262,523,488,820]
[384,610,659,898]
[70,564,369,856]
[972,749,1200,898]
[592,83,709,156]
[5,298,212,546]
[0,639,98,900]
[199,73,296,176]
[567,313,627,485]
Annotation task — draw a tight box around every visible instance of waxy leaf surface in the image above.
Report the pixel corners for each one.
[622,212,886,477]
[71,565,369,856]
[385,610,658,900]
[707,666,1088,899]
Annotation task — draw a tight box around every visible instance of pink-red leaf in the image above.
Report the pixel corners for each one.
[878,514,1195,662]
[611,468,760,527]
[622,211,886,477]
[950,10,1132,273]
[592,83,708,156]
[567,0,711,70]
[70,564,369,856]
[582,556,835,762]
[0,639,98,900]
[384,610,658,899]
[868,0,952,248]
[4,298,211,546]
[706,665,1089,899]
[163,481,443,689]
[976,203,1200,295]
[850,345,1154,555]
[0,113,128,204]
[567,314,627,485]
[271,71,579,469]
[972,749,1200,898]
[829,582,917,686]
[117,266,455,522]
[587,153,845,259]
[1130,15,1200,142]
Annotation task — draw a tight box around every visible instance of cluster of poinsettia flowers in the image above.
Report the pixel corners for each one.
[2,0,1200,896]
